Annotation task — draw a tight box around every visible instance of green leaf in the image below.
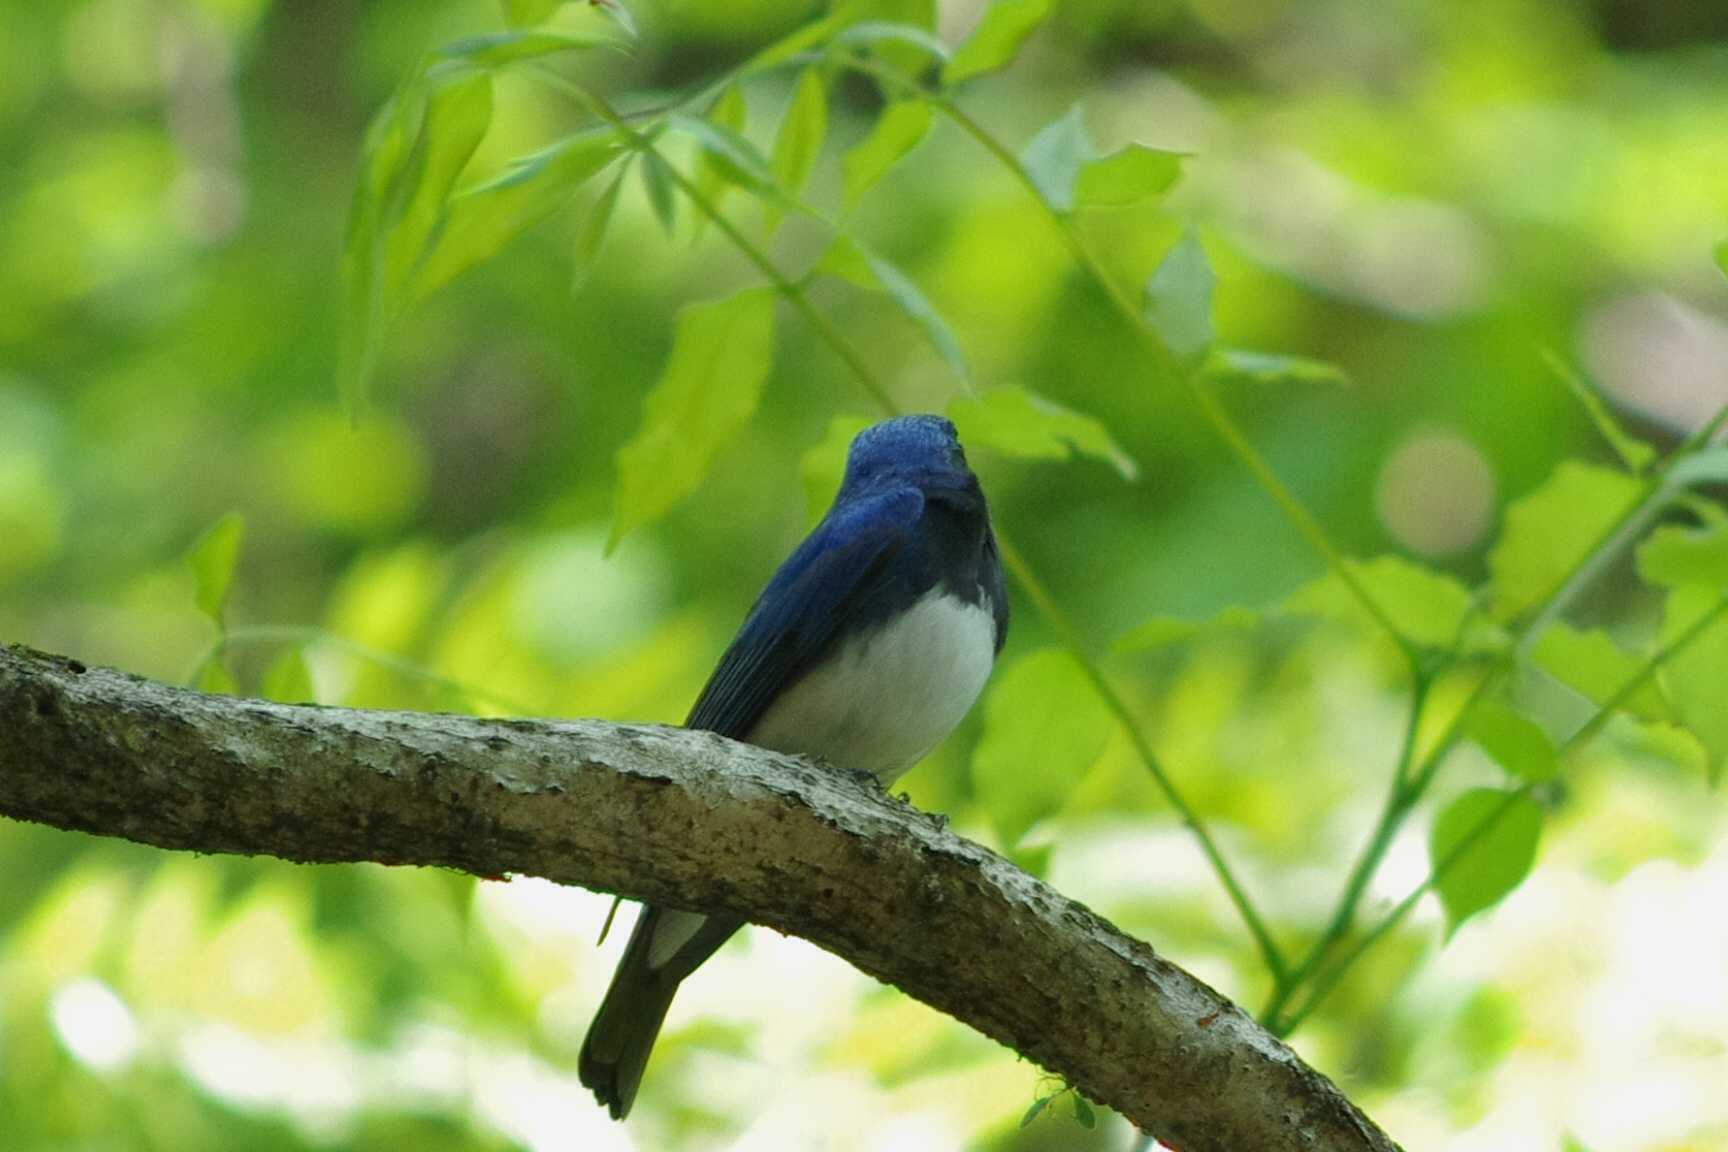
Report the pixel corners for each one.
[1530,624,1672,723]
[831,21,950,61]
[1469,701,1557,783]
[689,86,749,237]
[800,415,875,526]
[1637,523,1728,589]
[1284,555,1498,652]
[1715,239,1727,279]
[186,512,246,626]
[442,29,621,67]
[1019,104,1091,213]
[501,0,563,25]
[1020,1094,1055,1128]
[640,149,678,235]
[947,386,1137,479]
[591,0,638,39]
[383,68,494,304]
[973,649,1114,846]
[1488,462,1641,622]
[1541,352,1655,473]
[340,67,433,415]
[842,100,932,209]
[608,289,778,550]
[262,648,316,705]
[196,657,239,696]
[767,67,828,234]
[1204,348,1349,388]
[1113,606,1261,653]
[571,166,627,287]
[1665,444,1728,490]
[1075,144,1182,207]
[414,128,622,299]
[819,238,969,384]
[1430,788,1543,936]
[1071,1094,1097,1130]
[814,234,879,289]
[943,0,1053,86]
[1659,585,1728,785]
[666,111,777,195]
[1143,228,1215,366]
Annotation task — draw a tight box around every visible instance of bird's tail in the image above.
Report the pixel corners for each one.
[579,906,740,1120]
[578,913,679,1120]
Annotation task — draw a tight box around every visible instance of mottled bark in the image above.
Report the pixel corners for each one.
[0,644,1400,1152]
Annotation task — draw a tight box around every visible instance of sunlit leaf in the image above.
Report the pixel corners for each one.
[947,386,1137,479]
[1636,523,1728,589]
[1541,352,1654,473]
[1530,624,1672,723]
[262,648,316,705]
[1665,445,1728,490]
[341,67,433,414]
[835,0,937,73]
[831,21,950,61]
[196,656,239,696]
[1020,1094,1056,1128]
[1143,228,1214,367]
[1284,555,1498,652]
[1658,585,1728,786]
[186,512,246,626]
[767,67,828,234]
[943,0,1053,86]
[1019,104,1090,213]
[800,415,875,526]
[1488,462,1640,622]
[973,649,1114,846]
[843,100,932,209]
[442,29,622,67]
[383,68,494,302]
[743,13,840,75]
[414,128,622,298]
[819,237,968,383]
[571,166,627,287]
[591,0,638,39]
[1430,788,1542,937]
[689,86,749,236]
[1075,144,1181,207]
[609,288,778,550]
[1468,701,1557,783]
[640,149,678,234]
[502,0,563,25]
[1204,348,1349,388]
[667,111,776,195]
[1113,606,1260,653]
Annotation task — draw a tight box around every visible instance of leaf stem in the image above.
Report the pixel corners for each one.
[1277,588,1728,1031]
[565,81,1286,980]
[842,55,1421,673]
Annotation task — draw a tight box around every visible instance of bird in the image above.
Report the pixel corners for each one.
[578,413,1009,1120]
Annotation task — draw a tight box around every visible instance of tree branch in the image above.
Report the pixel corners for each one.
[0,644,1400,1152]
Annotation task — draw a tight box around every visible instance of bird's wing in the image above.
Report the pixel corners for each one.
[685,487,925,738]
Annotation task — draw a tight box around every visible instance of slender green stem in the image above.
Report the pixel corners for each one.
[1260,673,1429,1027]
[561,81,1286,978]
[997,536,1287,980]
[1278,590,1728,1032]
[843,55,1421,672]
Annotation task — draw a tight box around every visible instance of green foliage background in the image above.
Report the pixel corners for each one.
[3,1,1728,1149]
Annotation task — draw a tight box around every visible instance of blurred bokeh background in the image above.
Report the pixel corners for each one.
[3,0,1728,1149]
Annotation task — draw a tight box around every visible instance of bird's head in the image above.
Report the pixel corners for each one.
[839,415,977,498]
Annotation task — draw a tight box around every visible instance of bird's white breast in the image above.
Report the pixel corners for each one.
[746,590,997,784]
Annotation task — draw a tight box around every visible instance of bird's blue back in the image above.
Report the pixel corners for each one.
[686,414,1008,739]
